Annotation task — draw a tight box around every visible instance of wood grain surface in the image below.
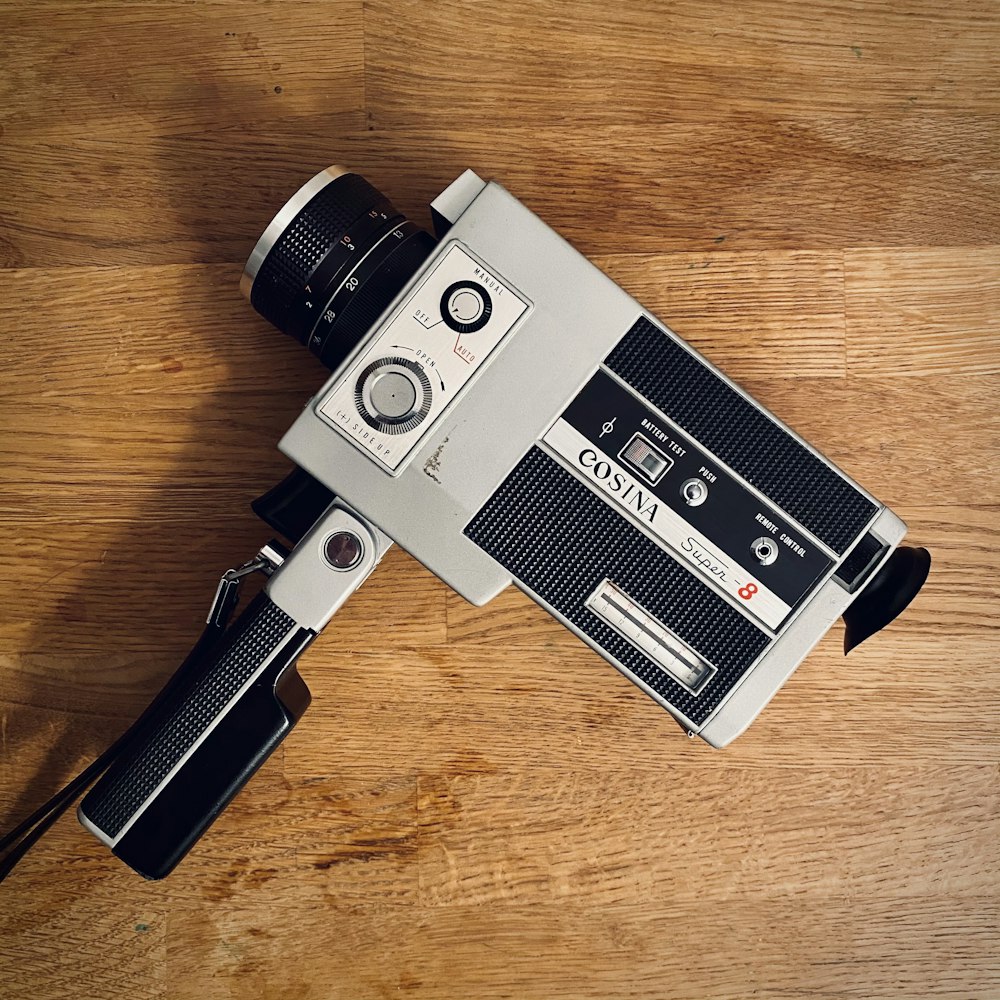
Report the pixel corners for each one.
[1,2,998,998]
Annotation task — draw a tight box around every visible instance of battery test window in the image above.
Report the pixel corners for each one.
[619,433,673,485]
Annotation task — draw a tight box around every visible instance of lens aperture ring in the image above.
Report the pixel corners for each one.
[244,166,439,373]
[307,219,419,355]
[316,228,437,371]
[284,201,402,345]
[314,221,419,344]
[306,220,420,355]
[249,172,388,333]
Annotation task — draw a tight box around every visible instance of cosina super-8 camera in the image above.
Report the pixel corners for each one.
[76,166,930,878]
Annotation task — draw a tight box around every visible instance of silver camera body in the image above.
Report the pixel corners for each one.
[278,168,908,747]
[72,166,928,879]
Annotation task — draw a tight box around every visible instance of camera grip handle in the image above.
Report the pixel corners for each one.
[79,592,314,879]
[78,503,390,879]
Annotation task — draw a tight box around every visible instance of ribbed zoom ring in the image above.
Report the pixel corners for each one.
[250,172,388,333]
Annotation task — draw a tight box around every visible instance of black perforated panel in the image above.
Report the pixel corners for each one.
[465,447,770,725]
[83,595,297,837]
[605,317,877,554]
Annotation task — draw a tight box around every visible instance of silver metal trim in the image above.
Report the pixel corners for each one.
[240,164,350,301]
[81,623,300,849]
[265,504,387,632]
[512,576,703,735]
[257,542,286,572]
[585,578,718,695]
[77,803,114,848]
[430,169,487,228]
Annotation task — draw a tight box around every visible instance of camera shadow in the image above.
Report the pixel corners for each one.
[0,58,483,864]
[0,92,336,860]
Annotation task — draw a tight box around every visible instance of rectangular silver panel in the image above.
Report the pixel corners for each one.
[317,243,529,473]
[586,579,716,693]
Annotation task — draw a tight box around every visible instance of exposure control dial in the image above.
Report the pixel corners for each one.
[355,356,432,435]
[440,280,492,334]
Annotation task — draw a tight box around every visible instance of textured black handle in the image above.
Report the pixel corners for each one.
[79,593,313,879]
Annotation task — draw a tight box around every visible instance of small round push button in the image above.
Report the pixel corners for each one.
[440,280,492,334]
[681,478,709,507]
[324,530,363,571]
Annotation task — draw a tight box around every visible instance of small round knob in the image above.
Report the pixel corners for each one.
[440,281,492,333]
[369,370,417,420]
[354,356,432,434]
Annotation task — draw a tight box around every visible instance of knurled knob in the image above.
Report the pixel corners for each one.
[354,356,432,435]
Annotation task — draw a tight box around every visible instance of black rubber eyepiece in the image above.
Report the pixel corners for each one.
[842,545,931,654]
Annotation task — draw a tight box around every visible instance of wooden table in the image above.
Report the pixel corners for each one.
[1,2,997,997]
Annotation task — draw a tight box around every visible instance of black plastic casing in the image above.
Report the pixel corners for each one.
[80,595,314,880]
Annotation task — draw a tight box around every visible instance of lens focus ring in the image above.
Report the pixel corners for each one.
[249,172,386,333]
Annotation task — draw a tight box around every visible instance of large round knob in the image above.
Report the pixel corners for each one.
[354,356,432,434]
[440,280,492,333]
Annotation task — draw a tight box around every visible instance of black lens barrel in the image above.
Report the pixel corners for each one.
[246,170,436,371]
[284,201,401,346]
[249,172,384,331]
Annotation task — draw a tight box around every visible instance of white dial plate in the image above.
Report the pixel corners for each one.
[317,242,530,472]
